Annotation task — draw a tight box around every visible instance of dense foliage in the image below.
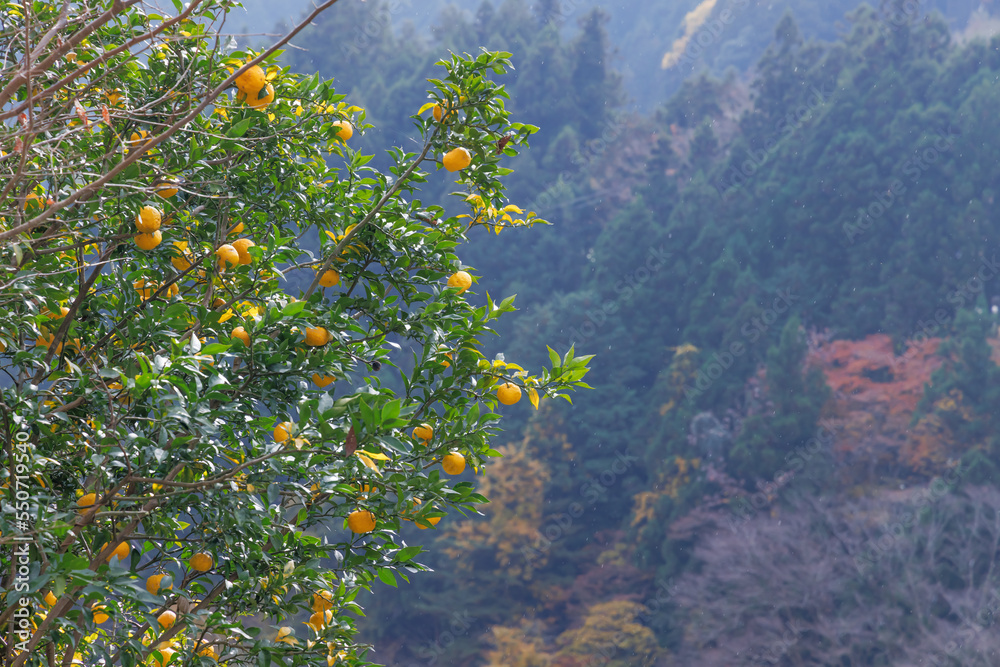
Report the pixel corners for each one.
[267,1,1000,664]
[0,2,591,666]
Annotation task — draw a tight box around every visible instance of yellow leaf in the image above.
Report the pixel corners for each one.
[219,309,234,323]
[418,102,437,115]
[324,230,338,241]
[529,387,540,410]
[506,363,524,372]
[501,204,523,214]
[356,453,381,473]
[359,450,391,461]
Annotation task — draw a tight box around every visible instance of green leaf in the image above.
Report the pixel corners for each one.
[377,568,398,587]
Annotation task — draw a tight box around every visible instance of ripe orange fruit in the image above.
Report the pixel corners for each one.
[318,269,340,287]
[150,647,174,667]
[133,279,155,300]
[136,206,162,232]
[447,270,472,293]
[103,540,130,562]
[231,238,255,264]
[412,424,433,442]
[197,645,218,661]
[146,573,172,595]
[304,327,330,347]
[154,179,179,198]
[312,590,334,613]
[308,609,333,631]
[23,193,50,212]
[418,515,442,530]
[189,552,213,572]
[158,609,176,629]
[432,103,451,122]
[78,492,97,510]
[44,591,58,607]
[216,244,240,269]
[443,147,472,172]
[312,374,335,388]
[92,604,109,624]
[234,65,265,95]
[135,230,162,251]
[129,130,149,149]
[231,327,250,346]
[347,510,376,534]
[331,120,353,141]
[248,83,275,110]
[170,242,192,271]
[497,382,522,405]
[442,452,466,475]
[273,421,292,443]
[228,221,244,235]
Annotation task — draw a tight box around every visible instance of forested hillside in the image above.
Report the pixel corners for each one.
[262,0,1000,664]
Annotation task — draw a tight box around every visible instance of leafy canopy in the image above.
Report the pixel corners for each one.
[0,1,590,665]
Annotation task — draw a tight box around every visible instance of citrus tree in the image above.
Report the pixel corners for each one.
[0,1,592,665]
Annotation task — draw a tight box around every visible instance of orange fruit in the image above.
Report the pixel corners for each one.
[443,147,472,172]
[146,573,172,595]
[170,242,192,271]
[331,120,353,141]
[318,269,340,287]
[232,238,255,265]
[23,193,49,212]
[44,591,58,607]
[442,452,465,475]
[432,103,451,122]
[129,130,149,149]
[150,647,174,667]
[157,609,176,629]
[312,590,334,613]
[228,221,244,235]
[346,510,376,534]
[412,424,433,442]
[154,179,179,198]
[216,244,240,269]
[231,326,250,346]
[304,327,330,347]
[133,279,155,300]
[418,515,442,530]
[103,540,130,562]
[273,421,292,443]
[447,270,472,294]
[135,230,162,251]
[189,552,213,572]
[312,374,335,388]
[234,65,265,95]
[497,382,522,405]
[136,206,162,232]
[35,332,63,353]
[92,604,109,624]
[248,83,275,110]
[197,645,218,661]
[78,492,97,510]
